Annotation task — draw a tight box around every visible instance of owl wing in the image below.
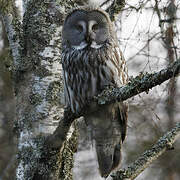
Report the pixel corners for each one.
[117,102,128,142]
[108,45,128,142]
[63,70,67,105]
[112,45,128,142]
[110,47,128,172]
[112,45,128,86]
[89,46,128,177]
[62,68,71,109]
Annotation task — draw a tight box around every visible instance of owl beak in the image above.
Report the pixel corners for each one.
[85,34,102,49]
[85,35,92,44]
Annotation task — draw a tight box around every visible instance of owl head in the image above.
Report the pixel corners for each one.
[62,7,115,50]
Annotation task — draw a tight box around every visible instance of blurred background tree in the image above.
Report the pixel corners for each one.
[0,18,16,179]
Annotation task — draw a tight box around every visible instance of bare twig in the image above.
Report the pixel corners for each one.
[100,0,115,11]
[112,122,180,180]
[45,59,180,150]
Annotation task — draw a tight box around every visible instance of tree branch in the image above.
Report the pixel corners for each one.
[45,59,180,150]
[112,122,180,180]
[95,59,180,105]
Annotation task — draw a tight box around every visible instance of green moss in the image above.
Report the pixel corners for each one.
[15,0,79,179]
[0,0,13,14]
[46,81,63,105]
[57,122,78,180]
[29,93,43,105]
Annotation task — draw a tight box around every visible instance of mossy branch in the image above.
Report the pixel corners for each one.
[112,122,180,180]
[96,59,180,105]
[45,59,180,150]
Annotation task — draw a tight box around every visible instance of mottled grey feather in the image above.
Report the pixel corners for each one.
[62,7,128,178]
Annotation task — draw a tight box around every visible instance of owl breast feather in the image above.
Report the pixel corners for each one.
[62,45,126,113]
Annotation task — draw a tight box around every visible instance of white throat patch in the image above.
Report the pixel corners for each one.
[72,42,88,50]
[91,41,103,49]
[72,41,103,50]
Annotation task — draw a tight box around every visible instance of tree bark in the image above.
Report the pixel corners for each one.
[1,0,79,179]
[0,21,16,179]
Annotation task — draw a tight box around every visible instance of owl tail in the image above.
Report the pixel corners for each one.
[85,103,127,178]
[96,140,122,178]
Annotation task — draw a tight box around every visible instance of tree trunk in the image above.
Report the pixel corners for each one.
[0,20,16,179]
[2,0,78,179]
[165,0,177,127]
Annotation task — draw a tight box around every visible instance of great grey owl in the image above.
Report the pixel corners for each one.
[61,7,128,178]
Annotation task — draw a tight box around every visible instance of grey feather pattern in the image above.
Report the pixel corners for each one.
[62,8,128,177]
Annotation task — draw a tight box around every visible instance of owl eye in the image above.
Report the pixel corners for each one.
[92,24,99,32]
[76,25,83,33]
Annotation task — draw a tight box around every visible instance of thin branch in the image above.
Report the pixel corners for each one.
[100,0,114,9]
[45,59,180,150]
[112,122,180,180]
[127,32,160,62]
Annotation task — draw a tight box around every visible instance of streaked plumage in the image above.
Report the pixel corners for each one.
[61,7,128,177]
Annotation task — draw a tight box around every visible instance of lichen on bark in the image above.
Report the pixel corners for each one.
[13,0,79,179]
